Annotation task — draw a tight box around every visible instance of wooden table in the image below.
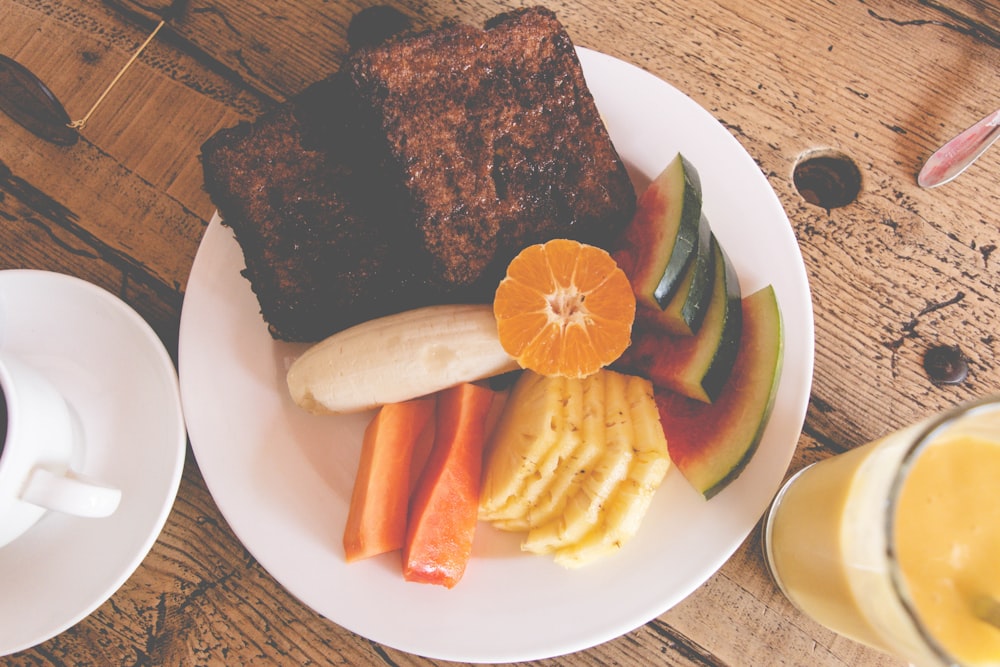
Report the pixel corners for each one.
[2,0,998,664]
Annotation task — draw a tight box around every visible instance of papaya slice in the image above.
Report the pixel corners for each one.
[613,153,703,311]
[343,398,436,562]
[617,236,742,403]
[403,383,494,588]
[656,285,784,498]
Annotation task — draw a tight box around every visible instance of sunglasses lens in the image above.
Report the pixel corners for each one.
[0,54,78,146]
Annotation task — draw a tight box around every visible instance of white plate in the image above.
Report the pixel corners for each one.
[178,48,814,663]
[0,270,186,656]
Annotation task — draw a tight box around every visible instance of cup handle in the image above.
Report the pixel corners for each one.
[19,466,122,518]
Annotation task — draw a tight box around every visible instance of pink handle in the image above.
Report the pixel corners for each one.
[918,109,1000,188]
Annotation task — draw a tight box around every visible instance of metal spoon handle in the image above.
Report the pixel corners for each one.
[917,108,1000,188]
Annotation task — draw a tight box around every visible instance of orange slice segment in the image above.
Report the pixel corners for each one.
[494,239,636,379]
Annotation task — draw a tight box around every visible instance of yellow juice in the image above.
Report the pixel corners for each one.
[764,400,1000,667]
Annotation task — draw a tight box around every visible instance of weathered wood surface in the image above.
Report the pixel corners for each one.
[2,0,998,664]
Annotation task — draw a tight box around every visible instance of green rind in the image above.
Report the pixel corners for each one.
[655,285,784,499]
[613,153,702,311]
[616,235,742,403]
[651,159,702,307]
[696,240,742,402]
[654,211,715,335]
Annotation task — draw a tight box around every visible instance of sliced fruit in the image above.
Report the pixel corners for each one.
[486,376,584,526]
[407,415,437,493]
[656,285,784,499]
[642,211,715,336]
[493,239,636,379]
[490,370,606,531]
[552,376,670,568]
[553,446,670,568]
[479,372,566,519]
[481,369,670,566]
[617,235,742,403]
[287,304,518,414]
[612,153,703,310]
[522,370,635,554]
[343,398,436,562]
[403,383,494,588]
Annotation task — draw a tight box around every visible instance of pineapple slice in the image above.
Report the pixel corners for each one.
[489,376,584,529]
[479,373,565,519]
[554,449,669,567]
[480,369,671,567]
[553,376,670,567]
[494,371,606,531]
[522,371,635,554]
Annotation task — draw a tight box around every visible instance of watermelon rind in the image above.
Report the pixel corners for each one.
[655,285,784,498]
[613,153,703,312]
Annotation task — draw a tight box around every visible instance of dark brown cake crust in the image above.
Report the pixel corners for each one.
[348,6,636,291]
[200,76,428,341]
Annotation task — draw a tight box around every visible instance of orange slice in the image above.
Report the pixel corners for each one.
[494,239,636,379]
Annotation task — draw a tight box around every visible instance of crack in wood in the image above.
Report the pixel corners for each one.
[801,419,852,455]
[645,618,723,666]
[913,290,966,321]
[0,157,183,309]
[192,5,242,36]
[370,640,402,666]
[0,159,78,227]
[881,291,966,377]
[980,243,996,268]
[867,4,1000,49]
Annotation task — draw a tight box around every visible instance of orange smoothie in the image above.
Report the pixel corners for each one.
[764,401,1000,667]
[895,429,1000,664]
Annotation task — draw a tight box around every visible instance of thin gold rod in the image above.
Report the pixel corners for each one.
[67,19,165,130]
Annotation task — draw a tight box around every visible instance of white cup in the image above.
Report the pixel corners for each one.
[0,353,121,548]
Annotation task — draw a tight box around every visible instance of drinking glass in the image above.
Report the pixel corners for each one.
[763,395,1000,666]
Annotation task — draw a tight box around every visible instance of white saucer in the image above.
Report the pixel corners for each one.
[0,270,186,656]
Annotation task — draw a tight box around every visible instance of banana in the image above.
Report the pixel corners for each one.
[286,304,519,414]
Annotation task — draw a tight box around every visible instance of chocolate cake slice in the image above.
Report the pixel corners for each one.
[347,6,636,291]
[200,76,428,342]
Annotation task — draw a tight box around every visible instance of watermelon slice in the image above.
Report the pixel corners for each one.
[612,153,703,311]
[616,236,741,403]
[655,285,783,498]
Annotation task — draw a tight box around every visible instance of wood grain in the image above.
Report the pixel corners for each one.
[3,0,999,664]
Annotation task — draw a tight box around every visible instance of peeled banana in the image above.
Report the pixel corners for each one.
[286,304,519,414]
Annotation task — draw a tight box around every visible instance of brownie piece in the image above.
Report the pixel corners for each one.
[346,5,636,291]
[201,76,427,341]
